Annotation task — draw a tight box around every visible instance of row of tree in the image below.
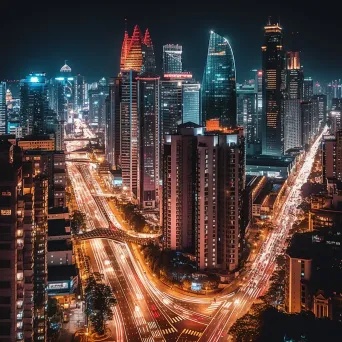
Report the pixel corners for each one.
[84,276,116,336]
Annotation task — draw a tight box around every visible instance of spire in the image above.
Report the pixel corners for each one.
[120,22,131,72]
[143,28,152,47]
[124,25,143,72]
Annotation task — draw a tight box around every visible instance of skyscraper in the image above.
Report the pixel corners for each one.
[262,19,285,156]
[0,82,7,134]
[120,70,139,196]
[20,73,49,136]
[74,74,85,110]
[162,44,182,75]
[303,77,314,101]
[182,82,201,125]
[120,25,155,74]
[141,29,156,74]
[202,31,237,128]
[162,124,245,271]
[284,41,304,152]
[137,73,160,208]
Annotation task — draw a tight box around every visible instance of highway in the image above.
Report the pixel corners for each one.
[67,119,327,341]
[198,126,328,341]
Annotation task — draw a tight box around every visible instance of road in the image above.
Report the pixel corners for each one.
[67,119,327,341]
[198,126,328,341]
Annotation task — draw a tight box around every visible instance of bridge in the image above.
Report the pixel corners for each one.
[66,158,96,163]
[64,137,98,142]
[74,228,158,246]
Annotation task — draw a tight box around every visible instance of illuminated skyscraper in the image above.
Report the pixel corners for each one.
[284,37,304,152]
[0,82,7,134]
[20,73,49,136]
[137,73,160,208]
[141,29,156,74]
[262,19,285,156]
[162,44,182,74]
[303,77,313,101]
[182,83,201,125]
[202,31,237,128]
[88,77,108,129]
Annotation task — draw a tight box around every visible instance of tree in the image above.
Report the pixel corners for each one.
[71,210,87,235]
[85,276,116,336]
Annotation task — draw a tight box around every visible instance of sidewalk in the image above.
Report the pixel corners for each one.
[59,305,86,342]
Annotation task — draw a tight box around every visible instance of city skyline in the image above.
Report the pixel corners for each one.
[2,1,342,82]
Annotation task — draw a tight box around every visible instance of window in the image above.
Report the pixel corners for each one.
[0,281,10,288]
[0,260,10,268]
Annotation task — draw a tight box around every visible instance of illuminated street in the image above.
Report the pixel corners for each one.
[66,120,327,341]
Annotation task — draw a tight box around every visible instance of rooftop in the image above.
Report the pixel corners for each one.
[48,264,77,282]
[48,207,69,215]
[48,239,72,252]
[48,219,71,237]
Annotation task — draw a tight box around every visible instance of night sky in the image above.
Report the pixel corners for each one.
[1,1,341,83]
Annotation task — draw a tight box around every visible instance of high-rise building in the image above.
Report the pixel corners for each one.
[322,131,342,183]
[162,44,182,75]
[74,74,85,110]
[162,123,245,271]
[120,25,155,74]
[303,77,314,101]
[284,46,304,152]
[105,77,122,167]
[88,77,109,129]
[312,94,327,125]
[301,100,318,148]
[236,83,258,144]
[120,70,139,196]
[141,29,156,74]
[262,20,285,156]
[202,31,237,128]
[20,73,49,136]
[182,82,201,125]
[0,82,7,135]
[137,73,160,208]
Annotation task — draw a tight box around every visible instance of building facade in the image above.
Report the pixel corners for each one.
[262,20,285,156]
[162,124,245,271]
[0,82,7,135]
[162,44,182,75]
[202,31,237,128]
[137,74,160,209]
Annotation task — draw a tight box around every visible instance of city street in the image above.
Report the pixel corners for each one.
[66,120,327,341]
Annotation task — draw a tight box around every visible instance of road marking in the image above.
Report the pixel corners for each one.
[182,329,203,337]
[171,316,183,323]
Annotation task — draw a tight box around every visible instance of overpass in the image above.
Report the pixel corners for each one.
[66,158,96,163]
[74,228,158,246]
[64,137,98,142]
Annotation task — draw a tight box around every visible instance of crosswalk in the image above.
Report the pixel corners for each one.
[205,301,222,313]
[170,315,183,323]
[182,329,203,337]
[162,327,178,335]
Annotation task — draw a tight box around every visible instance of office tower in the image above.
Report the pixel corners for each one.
[105,77,122,167]
[74,74,85,110]
[284,45,304,152]
[20,73,49,136]
[312,94,327,125]
[162,44,182,75]
[0,82,7,134]
[255,70,263,142]
[121,70,139,196]
[262,19,285,156]
[303,77,314,101]
[326,83,334,109]
[182,82,201,125]
[202,31,237,128]
[301,100,317,148]
[137,73,160,208]
[88,77,109,129]
[236,83,258,144]
[141,29,156,73]
[160,78,183,138]
[162,124,245,271]
[322,130,342,183]
[55,120,65,151]
[120,25,143,73]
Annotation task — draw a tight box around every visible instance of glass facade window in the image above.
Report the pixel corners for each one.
[202,31,237,128]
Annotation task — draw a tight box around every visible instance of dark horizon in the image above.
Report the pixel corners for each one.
[1,1,342,83]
